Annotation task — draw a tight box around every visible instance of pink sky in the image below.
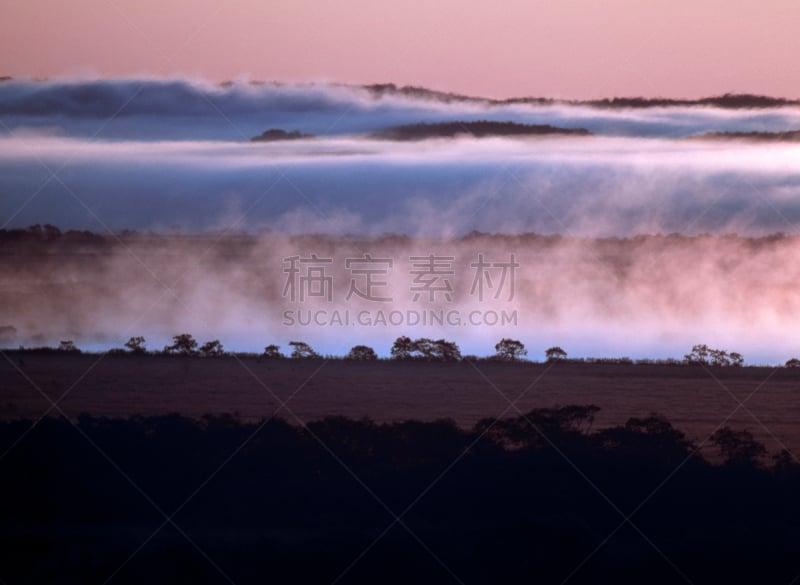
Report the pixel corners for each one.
[2,0,798,99]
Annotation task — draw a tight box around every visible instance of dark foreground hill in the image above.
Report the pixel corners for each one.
[2,353,800,583]
[1,410,799,584]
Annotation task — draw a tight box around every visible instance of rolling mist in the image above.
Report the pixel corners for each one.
[1,231,799,363]
[3,78,799,360]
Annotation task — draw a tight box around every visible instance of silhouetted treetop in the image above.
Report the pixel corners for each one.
[199,339,224,357]
[390,336,461,361]
[263,344,284,359]
[390,336,414,360]
[58,340,79,353]
[494,338,527,362]
[124,336,146,354]
[684,344,743,366]
[346,345,378,361]
[289,341,319,359]
[545,346,567,362]
[163,333,199,356]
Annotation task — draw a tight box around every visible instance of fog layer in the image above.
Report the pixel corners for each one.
[1,232,798,364]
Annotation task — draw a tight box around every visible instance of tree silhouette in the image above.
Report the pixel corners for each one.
[413,338,437,360]
[289,341,319,359]
[390,336,414,360]
[199,340,224,357]
[263,344,284,359]
[58,340,79,352]
[710,427,767,466]
[545,346,567,362]
[392,337,461,361]
[432,339,461,362]
[124,336,146,354]
[684,344,710,364]
[346,345,378,361]
[163,334,198,356]
[685,345,741,366]
[708,348,730,366]
[495,338,527,362]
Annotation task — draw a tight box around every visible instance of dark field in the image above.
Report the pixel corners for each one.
[2,353,799,456]
[3,354,800,584]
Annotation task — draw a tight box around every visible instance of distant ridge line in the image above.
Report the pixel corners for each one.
[362,83,800,109]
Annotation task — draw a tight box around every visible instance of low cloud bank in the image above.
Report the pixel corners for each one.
[2,134,799,236]
[3,78,800,140]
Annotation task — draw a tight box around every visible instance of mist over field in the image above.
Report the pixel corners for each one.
[2,78,800,360]
[1,231,799,364]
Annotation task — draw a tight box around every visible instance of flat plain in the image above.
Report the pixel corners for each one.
[3,353,798,455]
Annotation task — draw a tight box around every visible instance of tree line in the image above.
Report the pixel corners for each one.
[24,336,800,367]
